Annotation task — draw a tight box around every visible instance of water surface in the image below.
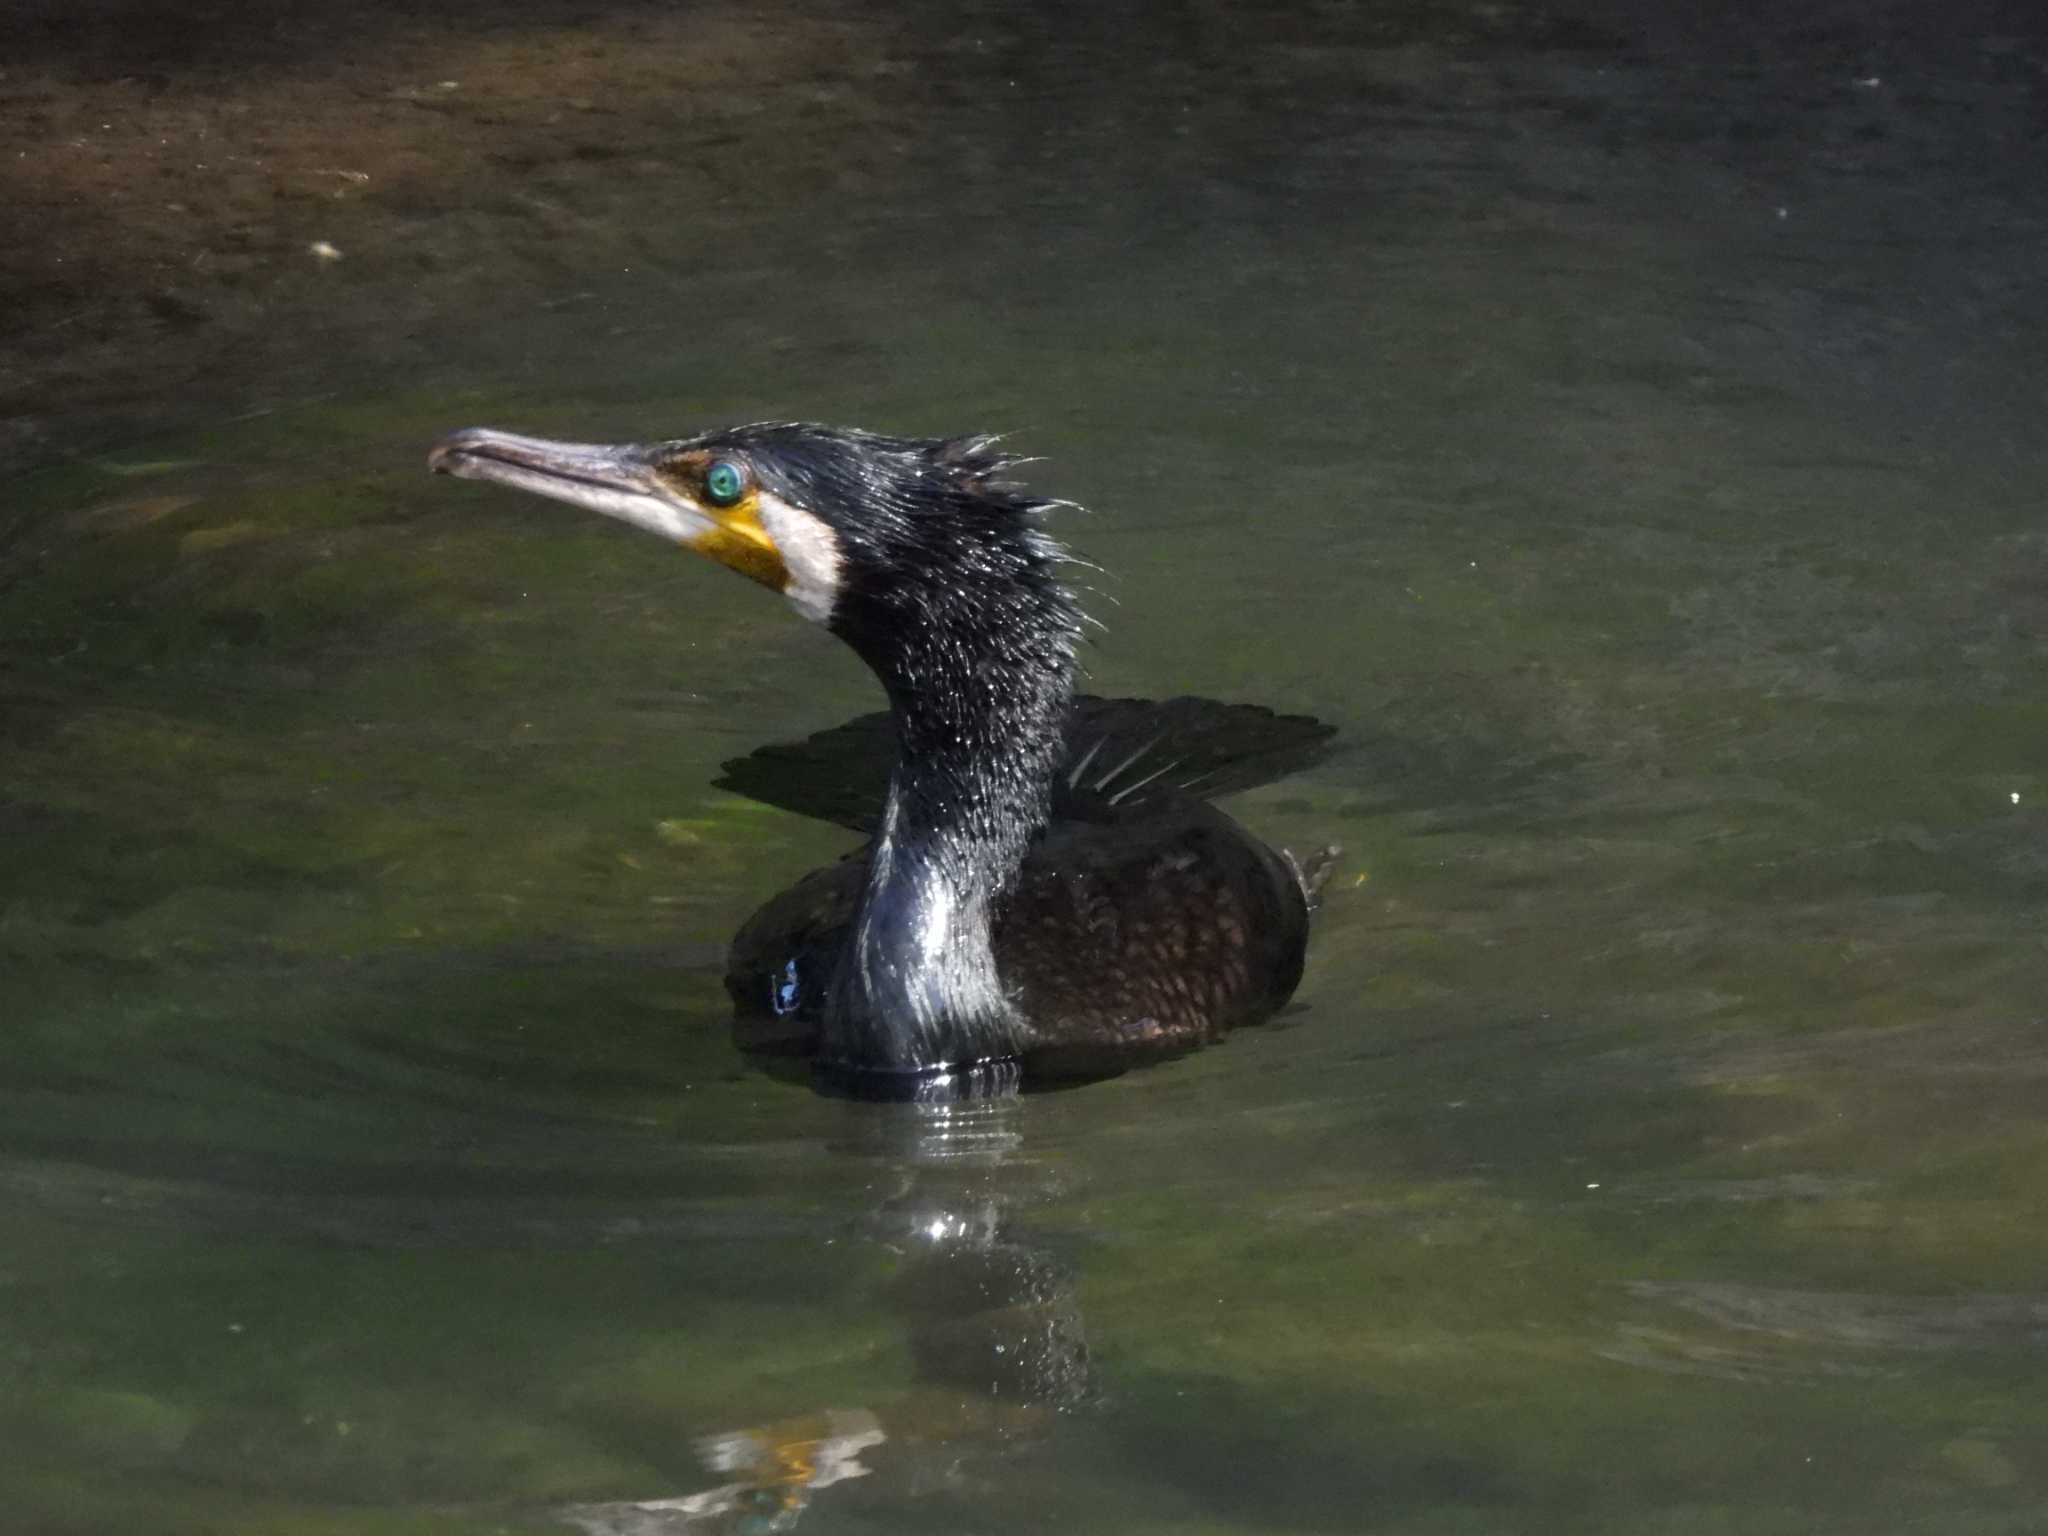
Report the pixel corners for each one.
[4,2,2046,1531]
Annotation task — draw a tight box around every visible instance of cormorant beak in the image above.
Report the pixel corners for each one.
[428,427,791,593]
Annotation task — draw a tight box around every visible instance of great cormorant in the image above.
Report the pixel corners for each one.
[430,422,1335,1095]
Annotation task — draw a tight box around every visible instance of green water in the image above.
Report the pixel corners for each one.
[5,2,2047,1531]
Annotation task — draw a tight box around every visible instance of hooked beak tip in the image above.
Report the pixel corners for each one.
[428,428,492,476]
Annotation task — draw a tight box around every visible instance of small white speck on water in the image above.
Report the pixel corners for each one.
[1585,1182,1601,1190]
[308,240,342,262]
[2011,791,2022,805]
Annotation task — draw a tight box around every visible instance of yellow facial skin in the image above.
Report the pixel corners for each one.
[651,450,791,594]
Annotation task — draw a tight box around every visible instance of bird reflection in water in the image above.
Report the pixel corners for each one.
[561,1097,1084,1533]
[560,1410,885,1536]
[866,1096,1090,1413]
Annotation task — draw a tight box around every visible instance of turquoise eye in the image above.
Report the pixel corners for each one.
[703,459,745,507]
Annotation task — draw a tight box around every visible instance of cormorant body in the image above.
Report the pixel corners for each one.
[429,422,1336,1094]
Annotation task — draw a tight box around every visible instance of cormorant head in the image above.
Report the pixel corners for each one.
[428,423,1080,685]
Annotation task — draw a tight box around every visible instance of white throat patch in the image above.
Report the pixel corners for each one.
[753,488,843,624]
